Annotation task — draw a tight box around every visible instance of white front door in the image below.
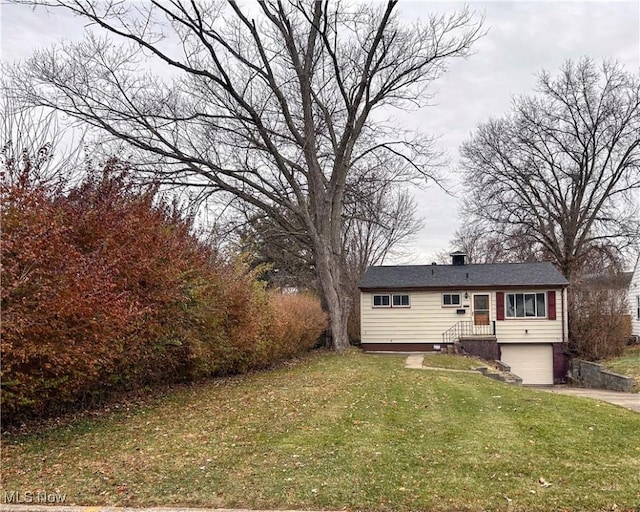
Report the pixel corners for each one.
[472,294,490,335]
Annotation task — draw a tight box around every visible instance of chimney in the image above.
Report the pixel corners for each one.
[450,251,468,266]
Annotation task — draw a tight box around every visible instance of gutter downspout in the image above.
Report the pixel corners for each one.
[561,286,567,344]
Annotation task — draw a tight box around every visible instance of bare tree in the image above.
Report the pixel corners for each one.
[439,222,549,264]
[235,172,423,294]
[1,79,87,186]
[343,187,422,281]
[236,180,422,344]
[341,150,426,282]
[460,58,640,280]
[8,0,483,349]
[342,179,423,342]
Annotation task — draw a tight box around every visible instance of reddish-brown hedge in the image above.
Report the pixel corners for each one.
[1,161,326,422]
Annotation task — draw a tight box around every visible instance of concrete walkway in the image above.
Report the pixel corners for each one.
[404,355,639,413]
[404,353,426,369]
[534,386,640,413]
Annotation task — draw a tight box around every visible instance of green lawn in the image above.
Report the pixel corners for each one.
[603,345,640,391]
[3,350,640,511]
[421,352,485,370]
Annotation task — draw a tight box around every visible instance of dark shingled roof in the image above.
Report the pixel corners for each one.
[359,262,569,290]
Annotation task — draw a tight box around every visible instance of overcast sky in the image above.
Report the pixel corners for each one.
[1,1,639,263]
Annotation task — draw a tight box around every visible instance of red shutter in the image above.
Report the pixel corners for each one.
[496,292,505,320]
[548,290,556,320]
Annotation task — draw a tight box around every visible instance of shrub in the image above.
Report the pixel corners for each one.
[1,170,141,415]
[173,258,271,378]
[263,291,328,362]
[1,161,327,423]
[569,284,631,361]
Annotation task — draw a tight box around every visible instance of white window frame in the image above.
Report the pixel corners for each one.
[392,294,411,308]
[442,293,461,307]
[372,293,411,308]
[505,292,547,319]
[373,294,391,308]
[637,295,640,320]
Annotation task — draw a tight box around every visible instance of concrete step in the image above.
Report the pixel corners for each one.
[475,366,522,385]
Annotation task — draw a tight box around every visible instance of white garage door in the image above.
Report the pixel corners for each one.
[500,344,553,385]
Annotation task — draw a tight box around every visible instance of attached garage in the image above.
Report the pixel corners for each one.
[500,344,553,385]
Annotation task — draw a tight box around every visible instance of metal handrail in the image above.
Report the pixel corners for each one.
[442,320,496,344]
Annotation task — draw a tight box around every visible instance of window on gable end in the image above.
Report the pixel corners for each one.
[373,294,390,307]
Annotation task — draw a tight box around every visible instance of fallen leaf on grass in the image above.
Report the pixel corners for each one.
[538,477,552,487]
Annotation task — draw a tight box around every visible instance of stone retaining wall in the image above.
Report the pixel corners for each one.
[569,359,634,392]
[456,338,500,361]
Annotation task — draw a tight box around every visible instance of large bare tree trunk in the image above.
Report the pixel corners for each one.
[314,242,351,350]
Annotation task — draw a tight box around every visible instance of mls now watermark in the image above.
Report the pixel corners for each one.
[3,491,66,504]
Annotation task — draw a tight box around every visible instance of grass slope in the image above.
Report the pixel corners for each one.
[421,353,485,370]
[603,346,640,391]
[3,351,640,512]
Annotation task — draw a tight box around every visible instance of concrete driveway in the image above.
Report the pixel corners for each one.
[535,386,640,413]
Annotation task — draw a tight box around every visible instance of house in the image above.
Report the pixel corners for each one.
[358,253,570,385]
[629,256,640,339]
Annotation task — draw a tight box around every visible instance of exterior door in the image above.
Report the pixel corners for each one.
[500,344,553,385]
[473,294,490,333]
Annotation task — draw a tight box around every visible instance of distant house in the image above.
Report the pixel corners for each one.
[629,256,640,338]
[358,253,570,385]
